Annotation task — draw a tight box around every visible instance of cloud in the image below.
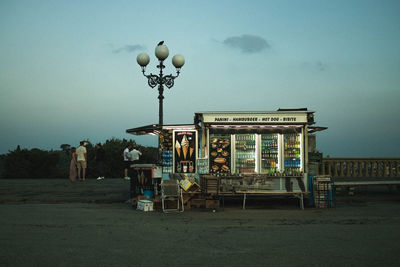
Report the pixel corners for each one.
[223,34,270,53]
[113,44,145,53]
[316,61,327,71]
[302,61,328,71]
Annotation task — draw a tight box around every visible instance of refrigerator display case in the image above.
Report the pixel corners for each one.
[283,133,302,176]
[234,134,256,173]
[260,134,279,175]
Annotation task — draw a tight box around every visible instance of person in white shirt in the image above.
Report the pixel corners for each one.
[123,145,132,180]
[76,141,87,181]
[130,146,142,162]
[130,146,143,184]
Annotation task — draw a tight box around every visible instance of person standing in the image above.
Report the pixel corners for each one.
[130,146,142,163]
[76,141,87,181]
[95,143,105,180]
[69,147,77,182]
[123,145,132,180]
[130,146,143,184]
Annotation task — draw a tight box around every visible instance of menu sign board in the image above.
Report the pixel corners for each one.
[209,135,231,174]
[202,113,308,124]
[174,130,197,173]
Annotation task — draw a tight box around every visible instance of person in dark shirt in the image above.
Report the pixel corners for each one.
[95,143,106,180]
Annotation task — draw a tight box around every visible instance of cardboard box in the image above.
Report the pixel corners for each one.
[206,199,220,209]
[137,200,154,212]
[180,179,193,191]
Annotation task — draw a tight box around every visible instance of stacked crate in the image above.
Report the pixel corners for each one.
[201,175,220,195]
[312,176,333,208]
[200,175,220,209]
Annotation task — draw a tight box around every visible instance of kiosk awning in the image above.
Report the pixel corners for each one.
[126,124,196,135]
[308,126,328,133]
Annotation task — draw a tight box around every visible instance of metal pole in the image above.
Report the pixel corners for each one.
[158,85,163,126]
[158,60,164,127]
[157,60,164,163]
[157,84,164,164]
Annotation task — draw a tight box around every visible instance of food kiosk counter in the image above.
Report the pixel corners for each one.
[127,109,327,209]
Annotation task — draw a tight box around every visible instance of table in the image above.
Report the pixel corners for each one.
[220,191,308,210]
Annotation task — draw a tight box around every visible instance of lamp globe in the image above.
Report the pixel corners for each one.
[137,53,150,67]
[172,54,185,68]
[155,45,169,60]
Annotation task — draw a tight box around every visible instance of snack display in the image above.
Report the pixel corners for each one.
[162,130,173,150]
[209,134,231,174]
[162,130,174,173]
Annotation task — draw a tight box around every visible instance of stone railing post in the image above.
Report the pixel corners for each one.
[339,161,344,177]
[333,161,338,177]
[397,161,400,177]
[366,161,372,177]
[346,161,351,177]
[378,161,383,177]
[384,160,390,177]
[359,160,365,177]
[372,160,377,177]
[352,161,357,178]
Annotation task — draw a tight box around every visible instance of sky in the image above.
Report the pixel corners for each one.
[0,0,400,157]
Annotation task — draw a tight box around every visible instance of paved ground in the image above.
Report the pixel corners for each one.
[1,179,400,267]
[0,179,131,203]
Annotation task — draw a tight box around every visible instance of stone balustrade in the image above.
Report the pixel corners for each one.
[317,158,400,178]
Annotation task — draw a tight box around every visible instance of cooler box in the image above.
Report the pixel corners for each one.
[137,200,154,212]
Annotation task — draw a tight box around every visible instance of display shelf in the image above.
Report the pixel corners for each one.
[235,134,256,174]
[283,133,301,175]
[260,134,279,175]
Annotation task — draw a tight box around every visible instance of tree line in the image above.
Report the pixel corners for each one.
[0,138,158,179]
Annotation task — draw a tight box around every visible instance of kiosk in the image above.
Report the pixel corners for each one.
[126,108,327,209]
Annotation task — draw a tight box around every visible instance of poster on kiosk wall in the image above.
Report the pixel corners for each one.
[174,130,197,173]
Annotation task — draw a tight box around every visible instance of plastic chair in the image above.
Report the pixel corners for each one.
[161,179,184,213]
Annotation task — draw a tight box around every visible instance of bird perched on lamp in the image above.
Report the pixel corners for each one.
[157,41,164,46]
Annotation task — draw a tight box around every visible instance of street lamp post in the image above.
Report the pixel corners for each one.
[136,42,185,163]
[136,42,185,127]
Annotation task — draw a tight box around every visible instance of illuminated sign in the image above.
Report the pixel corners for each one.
[202,113,308,124]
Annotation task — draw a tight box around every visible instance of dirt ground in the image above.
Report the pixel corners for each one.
[1,179,400,267]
